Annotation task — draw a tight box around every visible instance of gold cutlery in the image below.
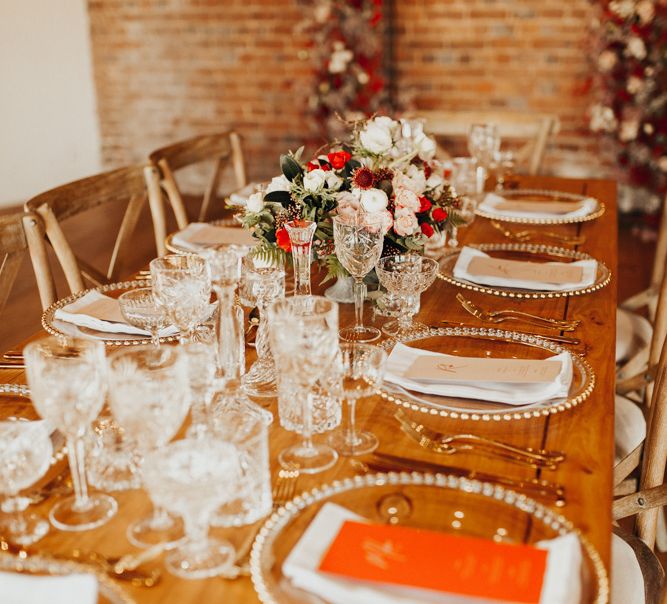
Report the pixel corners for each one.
[272,464,299,509]
[491,221,586,245]
[432,324,581,345]
[456,294,580,331]
[2,351,23,361]
[396,410,565,470]
[0,362,24,370]
[361,452,565,506]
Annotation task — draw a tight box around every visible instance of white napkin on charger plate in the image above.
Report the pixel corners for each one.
[283,503,582,604]
[453,246,597,292]
[171,222,256,252]
[0,571,98,604]
[54,290,177,337]
[228,182,263,207]
[385,342,572,406]
[478,192,598,220]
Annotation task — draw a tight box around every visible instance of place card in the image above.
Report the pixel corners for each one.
[187,225,255,246]
[319,520,548,603]
[495,199,584,214]
[75,295,126,324]
[467,256,583,285]
[404,354,562,384]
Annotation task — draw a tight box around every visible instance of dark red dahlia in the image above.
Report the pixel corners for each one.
[352,166,375,190]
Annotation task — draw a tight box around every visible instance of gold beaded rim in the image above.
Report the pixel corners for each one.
[377,327,596,422]
[437,242,612,299]
[41,280,180,347]
[475,188,606,225]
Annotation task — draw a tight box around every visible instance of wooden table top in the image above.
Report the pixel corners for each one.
[0,174,616,603]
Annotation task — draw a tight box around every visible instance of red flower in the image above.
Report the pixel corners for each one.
[352,166,375,190]
[418,196,432,213]
[306,161,319,172]
[420,222,434,238]
[423,162,432,179]
[327,150,351,170]
[432,207,448,222]
[276,228,292,252]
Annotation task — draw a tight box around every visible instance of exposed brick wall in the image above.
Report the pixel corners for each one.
[88,0,608,184]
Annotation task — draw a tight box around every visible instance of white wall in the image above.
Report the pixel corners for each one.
[0,0,101,208]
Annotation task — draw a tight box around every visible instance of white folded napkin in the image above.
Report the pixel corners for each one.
[0,570,98,604]
[453,246,597,292]
[54,290,177,337]
[385,342,572,406]
[171,222,256,252]
[283,503,582,604]
[479,192,598,219]
[228,182,263,206]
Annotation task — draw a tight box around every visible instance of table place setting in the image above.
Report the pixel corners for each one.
[167,221,256,254]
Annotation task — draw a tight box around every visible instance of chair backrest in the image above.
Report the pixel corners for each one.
[23,165,152,310]
[407,110,559,175]
[145,131,247,255]
[0,212,29,318]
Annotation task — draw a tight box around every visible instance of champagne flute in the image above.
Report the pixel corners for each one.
[333,213,384,342]
[24,337,117,531]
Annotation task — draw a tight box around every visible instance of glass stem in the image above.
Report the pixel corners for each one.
[346,398,358,446]
[353,278,366,330]
[214,285,242,384]
[397,297,413,333]
[150,506,174,531]
[448,227,459,248]
[254,300,270,362]
[291,243,312,296]
[183,512,209,550]
[67,436,90,511]
[150,327,161,349]
[301,391,315,451]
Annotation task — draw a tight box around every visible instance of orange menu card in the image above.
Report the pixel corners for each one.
[318,520,547,604]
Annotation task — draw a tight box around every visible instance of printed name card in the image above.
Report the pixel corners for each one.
[76,296,126,324]
[189,225,256,247]
[495,199,584,214]
[318,520,547,604]
[467,256,583,285]
[404,354,562,384]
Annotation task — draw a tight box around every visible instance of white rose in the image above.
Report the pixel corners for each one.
[627,37,647,60]
[359,188,389,213]
[627,76,643,95]
[393,207,419,237]
[598,50,617,72]
[359,118,394,154]
[246,191,264,213]
[637,0,655,23]
[325,171,343,190]
[394,186,421,212]
[414,133,437,161]
[619,119,639,142]
[266,174,291,194]
[303,169,327,192]
[404,164,427,194]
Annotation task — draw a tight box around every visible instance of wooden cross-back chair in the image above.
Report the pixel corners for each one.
[23,165,155,310]
[145,131,247,255]
[0,212,29,318]
[407,110,560,175]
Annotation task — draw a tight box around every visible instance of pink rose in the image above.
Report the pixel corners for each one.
[393,207,419,237]
[335,191,360,220]
[380,210,394,234]
[394,186,420,212]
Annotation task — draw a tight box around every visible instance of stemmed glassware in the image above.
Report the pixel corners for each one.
[24,336,117,531]
[376,255,439,339]
[449,157,482,248]
[182,338,217,438]
[327,343,387,457]
[285,219,316,296]
[150,254,211,344]
[468,123,500,171]
[242,263,285,397]
[141,437,240,579]
[333,213,384,342]
[0,420,53,544]
[107,346,191,547]
[118,288,169,348]
[269,296,340,473]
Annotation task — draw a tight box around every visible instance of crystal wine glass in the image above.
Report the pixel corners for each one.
[467,123,500,171]
[150,254,211,344]
[24,336,117,531]
[376,255,439,339]
[0,420,53,544]
[107,346,191,547]
[333,213,384,342]
[118,288,170,348]
[327,343,387,456]
[141,437,240,579]
[182,338,217,439]
[269,296,340,473]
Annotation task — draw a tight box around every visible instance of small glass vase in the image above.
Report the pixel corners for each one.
[285,220,316,296]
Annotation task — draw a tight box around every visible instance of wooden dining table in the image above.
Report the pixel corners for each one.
[0,173,616,603]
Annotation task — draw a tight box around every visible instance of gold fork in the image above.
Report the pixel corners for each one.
[456,293,579,331]
[396,410,565,470]
[491,221,586,245]
[272,464,299,509]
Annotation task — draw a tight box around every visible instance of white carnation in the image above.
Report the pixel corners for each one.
[359,188,389,213]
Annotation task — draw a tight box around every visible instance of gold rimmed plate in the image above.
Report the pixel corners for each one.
[41,280,180,347]
[476,188,605,225]
[438,243,611,299]
[250,472,608,604]
[377,327,595,422]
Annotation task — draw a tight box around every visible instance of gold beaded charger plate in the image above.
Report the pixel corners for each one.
[377,327,595,422]
[41,280,180,347]
[250,472,608,604]
[438,243,611,299]
[475,188,605,225]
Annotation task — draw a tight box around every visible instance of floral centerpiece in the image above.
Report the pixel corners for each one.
[240,115,462,281]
